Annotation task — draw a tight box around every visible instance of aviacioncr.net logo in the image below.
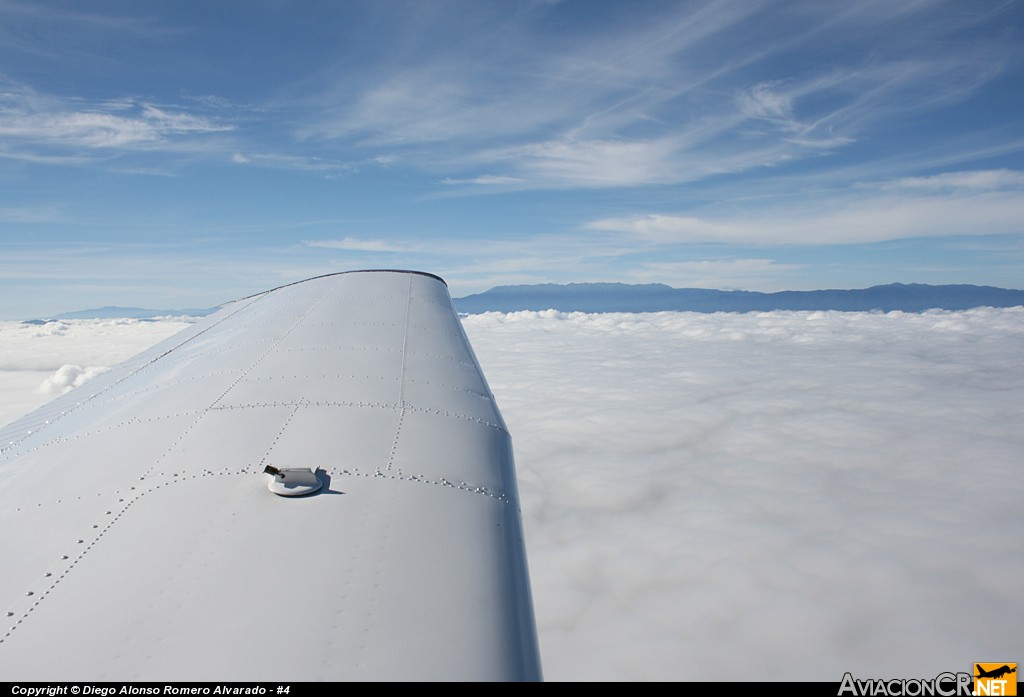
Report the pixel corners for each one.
[838,672,972,696]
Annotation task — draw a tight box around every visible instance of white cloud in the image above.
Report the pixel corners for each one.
[303,237,417,253]
[0,205,63,223]
[589,213,742,243]
[586,169,1024,244]
[0,103,230,149]
[0,146,92,166]
[486,137,684,187]
[626,258,804,289]
[737,81,797,127]
[226,150,355,173]
[462,306,1024,679]
[876,169,1024,192]
[440,174,525,187]
[38,364,109,395]
[0,82,233,157]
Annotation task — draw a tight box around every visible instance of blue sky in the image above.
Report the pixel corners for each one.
[1,0,1023,318]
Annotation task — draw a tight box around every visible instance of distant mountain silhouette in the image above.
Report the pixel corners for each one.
[36,284,1024,319]
[453,283,1024,314]
[49,306,216,320]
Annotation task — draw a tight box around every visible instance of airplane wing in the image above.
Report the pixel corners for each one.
[0,270,542,681]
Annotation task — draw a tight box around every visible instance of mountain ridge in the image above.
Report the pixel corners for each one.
[32,283,1024,320]
[47,306,217,320]
[452,282,1024,314]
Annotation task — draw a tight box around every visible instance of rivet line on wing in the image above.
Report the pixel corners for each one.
[404,404,508,433]
[90,369,246,408]
[300,320,403,329]
[137,413,209,482]
[0,399,507,472]
[383,409,405,477]
[243,374,400,382]
[1,484,141,645]
[205,278,338,411]
[385,274,414,478]
[136,284,337,482]
[204,400,508,432]
[274,344,397,354]
[214,372,492,402]
[209,400,400,411]
[405,377,491,399]
[333,467,512,504]
[212,285,344,474]
[407,322,463,337]
[0,468,259,646]
[0,412,204,462]
[267,343,480,370]
[397,274,413,409]
[0,462,515,646]
[256,400,304,469]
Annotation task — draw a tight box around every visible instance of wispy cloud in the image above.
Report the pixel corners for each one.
[587,169,1024,245]
[290,2,781,179]
[0,205,63,223]
[304,237,418,253]
[626,258,804,289]
[485,136,686,187]
[0,0,172,63]
[737,81,800,129]
[0,84,232,154]
[440,174,526,187]
[0,146,93,166]
[2,1,1015,189]
[228,150,356,174]
[875,169,1024,192]
[289,0,1014,190]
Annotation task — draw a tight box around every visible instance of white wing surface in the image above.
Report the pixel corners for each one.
[0,270,542,681]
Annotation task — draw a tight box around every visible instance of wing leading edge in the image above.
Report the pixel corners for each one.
[0,270,542,681]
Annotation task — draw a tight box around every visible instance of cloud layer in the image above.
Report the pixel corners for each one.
[462,308,1024,679]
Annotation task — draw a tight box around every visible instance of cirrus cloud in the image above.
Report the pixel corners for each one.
[0,81,233,157]
[587,169,1024,245]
